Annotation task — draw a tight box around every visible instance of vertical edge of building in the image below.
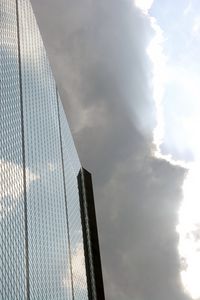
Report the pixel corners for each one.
[1,0,105,299]
[78,168,105,300]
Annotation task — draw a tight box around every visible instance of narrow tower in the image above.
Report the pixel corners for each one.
[0,1,105,299]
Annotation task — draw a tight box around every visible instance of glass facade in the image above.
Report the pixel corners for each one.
[0,0,100,299]
[0,1,26,299]
[58,98,88,300]
[18,1,74,298]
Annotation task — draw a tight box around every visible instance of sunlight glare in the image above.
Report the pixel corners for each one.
[177,164,200,299]
[134,0,154,13]
[145,3,200,300]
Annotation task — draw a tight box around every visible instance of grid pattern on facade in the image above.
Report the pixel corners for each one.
[0,1,26,299]
[17,0,74,299]
[0,0,100,299]
[58,99,89,300]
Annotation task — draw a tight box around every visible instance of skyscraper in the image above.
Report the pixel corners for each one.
[0,0,104,299]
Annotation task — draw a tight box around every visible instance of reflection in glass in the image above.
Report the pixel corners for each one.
[1,0,91,299]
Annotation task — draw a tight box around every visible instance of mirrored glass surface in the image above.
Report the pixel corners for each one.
[0,1,26,299]
[18,0,73,299]
[59,99,89,300]
[1,1,90,299]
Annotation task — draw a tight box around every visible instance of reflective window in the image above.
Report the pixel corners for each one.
[59,98,89,300]
[0,1,26,299]
[1,0,90,299]
[18,0,72,299]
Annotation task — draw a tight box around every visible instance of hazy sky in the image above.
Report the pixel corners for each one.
[30,0,200,299]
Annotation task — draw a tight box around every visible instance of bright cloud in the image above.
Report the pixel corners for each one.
[146,2,200,299]
[192,17,200,36]
[134,0,154,13]
[147,17,167,157]
[0,160,38,218]
[177,163,200,299]
[63,243,87,292]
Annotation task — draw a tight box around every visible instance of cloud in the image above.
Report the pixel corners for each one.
[134,0,154,13]
[192,16,200,36]
[177,163,200,299]
[0,160,38,218]
[63,242,87,295]
[30,0,189,299]
[97,156,188,300]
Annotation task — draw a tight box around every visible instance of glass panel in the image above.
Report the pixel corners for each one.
[0,1,26,299]
[18,0,72,299]
[58,99,89,300]
[1,1,89,299]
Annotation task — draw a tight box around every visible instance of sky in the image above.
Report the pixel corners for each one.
[30,0,200,299]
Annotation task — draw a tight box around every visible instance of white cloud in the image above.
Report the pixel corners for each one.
[145,3,200,300]
[177,163,200,299]
[0,160,38,218]
[147,11,200,295]
[62,243,87,292]
[192,17,200,36]
[147,17,167,156]
[183,1,193,16]
[134,0,154,13]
